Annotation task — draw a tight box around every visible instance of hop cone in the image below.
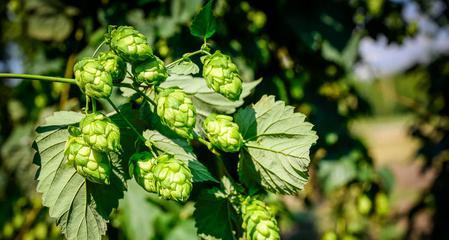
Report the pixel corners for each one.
[203,114,243,152]
[64,136,111,184]
[132,56,168,85]
[98,50,126,83]
[156,88,196,139]
[106,25,153,63]
[242,197,280,240]
[129,152,157,193]
[152,154,192,202]
[202,50,243,101]
[74,57,113,99]
[79,113,121,153]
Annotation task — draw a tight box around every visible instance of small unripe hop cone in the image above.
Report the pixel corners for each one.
[74,58,113,99]
[203,114,243,152]
[152,154,193,202]
[97,50,127,83]
[105,25,153,63]
[79,113,122,153]
[129,152,158,193]
[242,197,280,240]
[132,56,168,85]
[64,136,111,185]
[202,50,243,101]
[156,88,197,139]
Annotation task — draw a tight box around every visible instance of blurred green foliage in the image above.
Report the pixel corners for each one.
[1,0,448,239]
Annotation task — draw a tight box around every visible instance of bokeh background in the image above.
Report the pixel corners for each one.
[1,0,449,239]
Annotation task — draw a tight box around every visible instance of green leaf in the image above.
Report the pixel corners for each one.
[27,5,73,42]
[161,75,261,116]
[143,130,217,183]
[194,188,240,240]
[118,180,162,240]
[318,158,357,193]
[167,60,200,75]
[235,95,318,194]
[34,111,126,240]
[166,219,198,240]
[321,31,362,70]
[190,0,216,39]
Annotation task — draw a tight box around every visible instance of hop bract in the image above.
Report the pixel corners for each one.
[129,152,157,193]
[202,50,243,101]
[132,56,168,85]
[98,50,127,83]
[203,114,243,152]
[242,197,280,240]
[152,154,192,202]
[79,113,121,153]
[74,58,113,99]
[64,136,111,185]
[106,25,153,63]
[156,88,196,139]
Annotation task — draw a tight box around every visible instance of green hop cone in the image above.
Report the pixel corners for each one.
[74,57,113,99]
[106,25,153,63]
[203,114,243,152]
[129,152,158,193]
[152,154,192,202]
[98,50,127,83]
[132,56,168,85]
[79,113,121,153]
[202,50,243,101]
[156,88,196,139]
[242,197,280,240]
[64,136,111,184]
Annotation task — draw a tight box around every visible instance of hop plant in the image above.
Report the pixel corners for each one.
[73,58,113,98]
[203,114,243,152]
[98,50,127,83]
[106,25,153,63]
[156,88,196,139]
[152,154,193,202]
[24,13,320,239]
[241,197,280,240]
[132,56,168,85]
[64,136,111,185]
[129,152,158,193]
[79,113,121,153]
[202,50,243,101]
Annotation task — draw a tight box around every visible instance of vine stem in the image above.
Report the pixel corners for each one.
[92,40,107,57]
[0,73,139,90]
[118,84,157,107]
[165,49,209,68]
[85,95,89,114]
[106,98,146,143]
[0,73,76,84]
[197,136,221,157]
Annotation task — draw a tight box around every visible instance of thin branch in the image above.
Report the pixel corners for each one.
[106,98,146,143]
[92,40,107,57]
[166,49,209,68]
[0,73,76,84]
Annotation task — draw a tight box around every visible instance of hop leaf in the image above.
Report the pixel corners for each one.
[129,152,157,193]
[132,56,168,85]
[152,154,193,202]
[106,25,153,63]
[64,136,111,184]
[156,88,197,139]
[241,197,280,240]
[79,113,121,153]
[202,50,242,101]
[74,57,113,99]
[98,50,127,83]
[203,114,243,152]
